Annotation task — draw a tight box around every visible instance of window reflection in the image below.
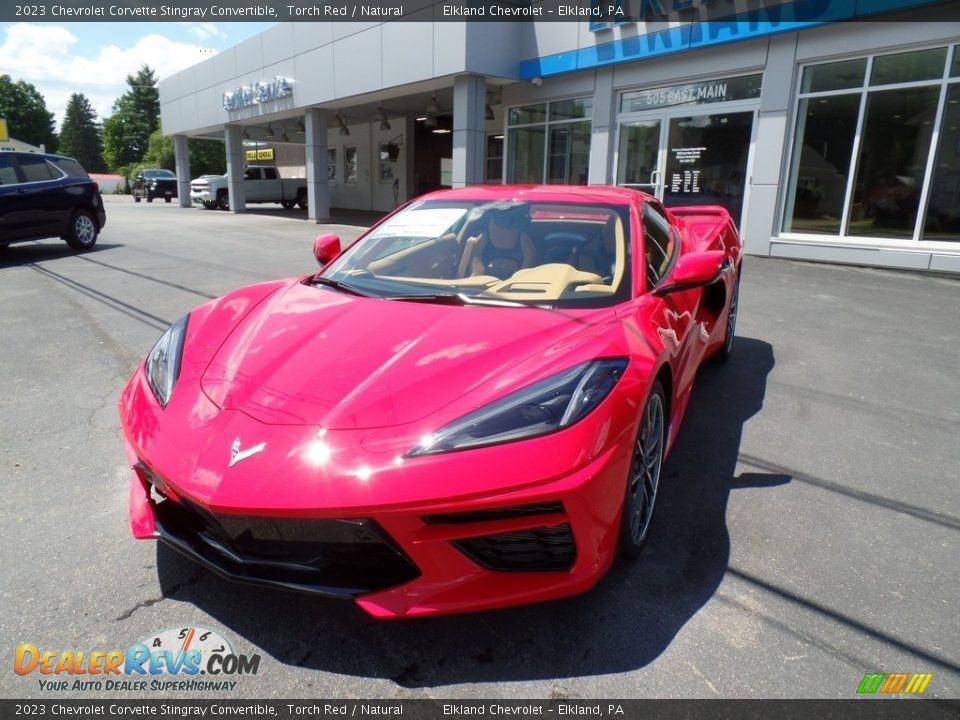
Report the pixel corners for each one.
[784,95,859,234]
[848,87,939,238]
[923,85,960,241]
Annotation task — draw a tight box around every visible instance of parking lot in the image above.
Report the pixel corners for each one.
[2,195,958,700]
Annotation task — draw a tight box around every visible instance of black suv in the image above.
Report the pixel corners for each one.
[0,151,107,251]
[132,168,178,203]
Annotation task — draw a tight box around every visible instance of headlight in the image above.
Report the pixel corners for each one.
[145,315,189,407]
[408,358,628,456]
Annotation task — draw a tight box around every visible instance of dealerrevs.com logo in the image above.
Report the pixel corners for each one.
[14,627,261,692]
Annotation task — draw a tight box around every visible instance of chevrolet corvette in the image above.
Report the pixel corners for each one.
[119,185,742,618]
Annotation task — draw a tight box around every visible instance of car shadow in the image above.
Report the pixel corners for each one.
[0,241,123,269]
[156,336,782,685]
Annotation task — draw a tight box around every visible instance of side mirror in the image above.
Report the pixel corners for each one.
[654,250,729,297]
[313,233,341,267]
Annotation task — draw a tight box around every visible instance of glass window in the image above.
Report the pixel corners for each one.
[547,122,591,185]
[922,84,960,241]
[953,46,960,77]
[870,47,947,86]
[801,59,866,93]
[549,98,592,121]
[379,142,396,182]
[327,148,336,182]
[643,203,674,287]
[783,94,860,234]
[848,86,940,238]
[18,155,56,182]
[506,98,592,185]
[508,104,546,125]
[486,135,503,183]
[50,157,89,178]
[0,153,18,186]
[263,167,279,180]
[344,146,357,184]
[507,126,545,183]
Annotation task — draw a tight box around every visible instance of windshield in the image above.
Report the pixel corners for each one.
[319,199,632,308]
[144,170,175,179]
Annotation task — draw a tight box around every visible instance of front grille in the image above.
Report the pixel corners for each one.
[421,502,563,524]
[453,524,576,572]
[149,488,419,596]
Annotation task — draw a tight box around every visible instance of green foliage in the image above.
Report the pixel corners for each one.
[141,128,175,170]
[0,74,57,151]
[103,65,159,172]
[58,93,105,172]
[188,138,226,177]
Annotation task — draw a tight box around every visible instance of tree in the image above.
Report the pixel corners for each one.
[139,128,225,178]
[58,93,105,172]
[103,65,160,171]
[0,74,57,151]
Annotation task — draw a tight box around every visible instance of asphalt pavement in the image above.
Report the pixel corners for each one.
[1,196,958,700]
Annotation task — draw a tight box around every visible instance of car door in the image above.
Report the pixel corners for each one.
[0,153,66,241]
[642,201,706,408]
[0,153,27,242]
[244,167,264,202]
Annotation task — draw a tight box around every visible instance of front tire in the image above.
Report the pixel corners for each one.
[164,197,172,203]
[201,202,216,210]
[618,380,666,557]
[64,209,98,251]
[133,194,141,203]
[281,200,296,209]
[217,190,229,211]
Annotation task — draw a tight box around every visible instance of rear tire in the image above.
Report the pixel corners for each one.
[64,209,98,251]
[296,189,307,210]
[618,381,666,558]
[164,197,172,203]
[133,194,141,203]
[217,190,229,211]
[201,202,216,210]
[281,200,296,209]
[713,269,740,365]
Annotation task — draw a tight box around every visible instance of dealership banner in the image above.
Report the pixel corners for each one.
[3,700,960,719]
[1,0,956,23]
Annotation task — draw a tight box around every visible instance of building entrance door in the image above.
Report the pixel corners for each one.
[617,109,756,226]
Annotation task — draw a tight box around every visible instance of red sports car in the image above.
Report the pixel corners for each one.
[119,185,742,618]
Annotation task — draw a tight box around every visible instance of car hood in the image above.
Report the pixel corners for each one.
[200,281,617,430]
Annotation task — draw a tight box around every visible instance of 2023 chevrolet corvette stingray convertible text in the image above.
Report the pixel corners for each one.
[119,185,742,618]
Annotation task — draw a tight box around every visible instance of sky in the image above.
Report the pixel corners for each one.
[0,21,277,130]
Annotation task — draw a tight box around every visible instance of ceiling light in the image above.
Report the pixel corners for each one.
[426,94,440,115]
[242,128,251,140]
[424,114,437,128]
[264,124,275,138]
[416,116,428,122]
[378,105,391,131]
[281,130,289,142]
[339,125,350,136]
[432,128,451,134]
[337,112,350,137]
[296,120,305,133]
[486,104,495,120]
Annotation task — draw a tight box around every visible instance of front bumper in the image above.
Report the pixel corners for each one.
[120,365,639,618]
[191,189,217,203]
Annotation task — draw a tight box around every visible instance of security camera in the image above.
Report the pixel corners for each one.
[531,77,543,87]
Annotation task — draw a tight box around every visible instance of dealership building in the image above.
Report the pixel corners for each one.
[158,0,960,273]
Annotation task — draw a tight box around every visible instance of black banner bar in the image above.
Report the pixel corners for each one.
[2,0,958,23]
[3,699,960,720]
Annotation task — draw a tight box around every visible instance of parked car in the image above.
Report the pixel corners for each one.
[132,168,178,203]
[0,151,106,251]
[190,166,307,210]
[119,185,742,618]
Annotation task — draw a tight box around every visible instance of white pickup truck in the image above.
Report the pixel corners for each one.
[190,166,308,210]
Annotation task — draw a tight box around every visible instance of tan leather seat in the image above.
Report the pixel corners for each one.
[576,218,618,282]
[459,216,536,279]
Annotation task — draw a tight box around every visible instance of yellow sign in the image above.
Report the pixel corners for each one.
[0,118,8,142]
[244,148,274,161]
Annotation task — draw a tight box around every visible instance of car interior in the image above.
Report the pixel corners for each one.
[361,204,629,302]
